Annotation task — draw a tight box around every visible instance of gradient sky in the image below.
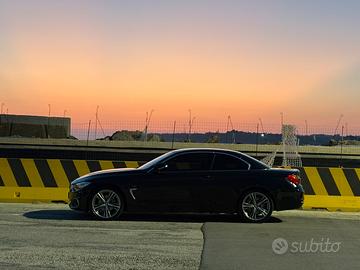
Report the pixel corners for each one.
[1,0,360,130]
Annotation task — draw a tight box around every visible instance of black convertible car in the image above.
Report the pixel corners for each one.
[69,148,304,222]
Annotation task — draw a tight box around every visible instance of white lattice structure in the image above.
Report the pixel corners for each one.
[261,149,278,168]
[281,125,302,167]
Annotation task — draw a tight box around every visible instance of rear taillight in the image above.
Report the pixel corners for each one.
[286,174,301,185]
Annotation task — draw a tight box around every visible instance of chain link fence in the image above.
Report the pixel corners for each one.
[1,118,360,167]
[70,120,360,146]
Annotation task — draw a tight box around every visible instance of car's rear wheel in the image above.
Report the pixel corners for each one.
[239,190,273,223]
[90,189,124,220]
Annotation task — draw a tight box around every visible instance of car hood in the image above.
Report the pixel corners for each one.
[71,168,140,184]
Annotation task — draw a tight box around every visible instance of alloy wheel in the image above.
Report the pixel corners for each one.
[241,191,272,222]
[91,189,122,219]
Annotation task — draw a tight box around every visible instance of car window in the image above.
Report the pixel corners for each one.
[212,154,249,170]
[164,153,213,171]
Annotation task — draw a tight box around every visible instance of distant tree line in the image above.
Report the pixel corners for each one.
[95,130,360,146]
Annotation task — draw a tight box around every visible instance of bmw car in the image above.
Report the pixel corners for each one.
[68,148,304,223]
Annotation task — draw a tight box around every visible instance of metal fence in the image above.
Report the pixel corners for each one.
[1,119,360,167]
[70,120,360,146]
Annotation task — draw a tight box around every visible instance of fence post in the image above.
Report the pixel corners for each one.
[255,123,259,157]
[86,120,91,147]
[171,121,176,149]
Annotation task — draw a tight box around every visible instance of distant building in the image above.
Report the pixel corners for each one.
[0,114,71,138]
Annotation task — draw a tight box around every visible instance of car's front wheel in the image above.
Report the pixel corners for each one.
[239,190,273,223]
[90,189,124,220]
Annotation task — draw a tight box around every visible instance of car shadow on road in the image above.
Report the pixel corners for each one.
[23,210,93,220]
[23,210,282,223]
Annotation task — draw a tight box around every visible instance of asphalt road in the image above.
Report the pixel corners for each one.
[0,203,359,270]
[201,211,360,270]
[0,203,203,270]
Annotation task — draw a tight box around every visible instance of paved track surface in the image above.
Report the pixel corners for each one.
[0,203,203,270]
[0,203,360,270]
[201,211,360,270]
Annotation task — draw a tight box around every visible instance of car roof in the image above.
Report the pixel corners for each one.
[167,148,269,169]
[170,148,242,155]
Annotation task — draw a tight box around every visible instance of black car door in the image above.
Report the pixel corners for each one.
[130,152,214,212]
[193,153,255,213]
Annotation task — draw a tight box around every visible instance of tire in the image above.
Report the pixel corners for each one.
[238,190,273,223]
[89,188,124,220]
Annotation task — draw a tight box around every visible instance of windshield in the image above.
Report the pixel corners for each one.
[138,150,177,170]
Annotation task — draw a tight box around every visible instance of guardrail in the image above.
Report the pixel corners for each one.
[0,158,359,211]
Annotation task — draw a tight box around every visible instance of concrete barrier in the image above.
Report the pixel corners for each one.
[0,158,144,203]
[298,167,360,196]
[0,158,359,211]
[298,167,360,211]
[303,195,360,212]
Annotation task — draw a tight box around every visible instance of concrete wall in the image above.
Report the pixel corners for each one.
[0,114,71,138]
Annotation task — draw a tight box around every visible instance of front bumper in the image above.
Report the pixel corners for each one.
[68,190,91,212]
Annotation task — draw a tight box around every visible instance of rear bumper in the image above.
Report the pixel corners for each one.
[275,186,304,211]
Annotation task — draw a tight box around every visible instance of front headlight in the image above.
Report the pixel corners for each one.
[71,182,91,192]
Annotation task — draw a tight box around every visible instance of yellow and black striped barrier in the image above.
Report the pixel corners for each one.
[0,158,144,203]
[298,167,360,196]
[298,167,360,211]
[0,158,360,211]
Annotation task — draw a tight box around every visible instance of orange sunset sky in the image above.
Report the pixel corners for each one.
[1,1,360,131]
